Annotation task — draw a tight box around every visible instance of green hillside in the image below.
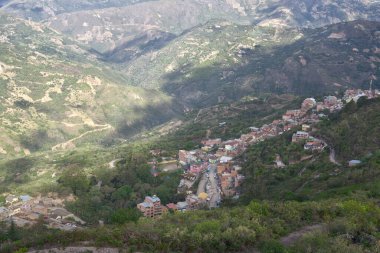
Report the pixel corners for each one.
[242,98,380,202]
[0,13,177,157]
[318,97,380,162]
[1,95,380,253]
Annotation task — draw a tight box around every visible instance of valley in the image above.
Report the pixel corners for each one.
[0,1,379,252]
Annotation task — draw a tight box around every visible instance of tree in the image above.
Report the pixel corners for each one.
[110,208,141,224]
[58,168,90,195]
[112,185,133,208]
[7,219,19,241]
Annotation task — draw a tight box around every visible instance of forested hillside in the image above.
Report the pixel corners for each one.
[318,97,380,161]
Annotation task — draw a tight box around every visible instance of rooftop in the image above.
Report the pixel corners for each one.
[146,195,161,203]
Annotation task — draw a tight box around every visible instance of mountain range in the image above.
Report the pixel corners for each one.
[0,0,379,155]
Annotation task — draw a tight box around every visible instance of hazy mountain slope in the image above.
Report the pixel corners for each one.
[0,0,153,20]
[123,20,380,107]
[0,13,177,157]
[2,0,380,57]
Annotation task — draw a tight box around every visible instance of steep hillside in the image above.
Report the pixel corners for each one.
[123,20,380,107]
[0,13,177,157]
[318,97,380,161]
[242,98,380,202]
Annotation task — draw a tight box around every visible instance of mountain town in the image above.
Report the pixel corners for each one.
[0,1,379,252]
[136,87,380,218]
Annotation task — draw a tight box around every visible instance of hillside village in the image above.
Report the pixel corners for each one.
[1,89,379,223]
[138,88,380,218]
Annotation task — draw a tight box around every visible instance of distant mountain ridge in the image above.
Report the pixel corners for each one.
[2,0,380,56]
[123,20,380,107]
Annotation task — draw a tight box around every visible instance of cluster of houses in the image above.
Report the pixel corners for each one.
[175,88,380,207]
[138,88,379,218]
[292,130,326,151]
[343,88,380,103]
[137,194,211,218]
[316,96,344,113]
[178,139,246,199]
[0,194,84,230]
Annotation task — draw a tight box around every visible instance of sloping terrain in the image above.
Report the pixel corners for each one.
[242,98,380,202]
[318,97,380,161]
[2,0,380,59]
[123,20,380,107]
[0,13,177,157]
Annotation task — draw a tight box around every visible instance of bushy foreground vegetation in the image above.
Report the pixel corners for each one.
[1,199,379,252]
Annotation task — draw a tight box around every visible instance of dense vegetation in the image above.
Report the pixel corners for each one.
[317,97,380,162]
[1,199,379,253]
[241,98,380,202]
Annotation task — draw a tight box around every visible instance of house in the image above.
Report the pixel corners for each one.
[186,195,200,210]
[27,213,41,221]
[150,149,161,156]
[137,195,165,218]
[0,207,8,219]
[304,140,325,151]
[220,156,233,164]
[178,150,198,165]
[249,127,260,132]
[166,203,178,212]
[324,96,338,106]
[292,131,309,143]
[19,195,31,202]
[31,205,48,216]
[192,163,207,174]
[208,156,218,164]
[5,195,19,205]
[349,160,362,167]
[50,208,72,220]
[301,98,317,111]
[217,163,230,174]
[283,110,303,121]
[302,124,311,132]
[201,139,222,147]
[176,202,188,211]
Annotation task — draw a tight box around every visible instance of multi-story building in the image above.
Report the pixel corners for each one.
[292,131,309,143]
[137,195,165,218]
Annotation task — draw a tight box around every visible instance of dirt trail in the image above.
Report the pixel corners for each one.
[329,148,341,165]
[109,159,123,169]
[280,224,325,246]
[52,124,112,151]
